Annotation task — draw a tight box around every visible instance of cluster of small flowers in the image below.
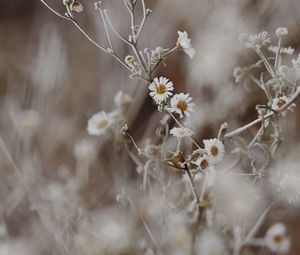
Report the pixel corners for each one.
[149,76,195,118]
[234,27,298,117]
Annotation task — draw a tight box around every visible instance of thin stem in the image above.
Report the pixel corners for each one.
[167,110,201,149]
[260,73,273,103]
[136,0,147,40]
[40,0,69,20]
[132,44,148,74]
[274,37,282,71]
[256,48,277,78]
[184,163,200,204]
[96,6,113,50]
[103,9,132,46]
[150,46,178,75]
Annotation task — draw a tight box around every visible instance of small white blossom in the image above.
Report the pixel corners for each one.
[292,54,300,68]
[149,77,174,103]
[272,96,288,110]
[177,31,196,58]
[275,27,288,38]
[87,111,114,136]
[268,46,294,55]
[194,154,210,171]
[125,55,135,67]
[240,31,271,49]
[70,1,83,12]
[265,223,290,254]
[170,93,195,118]
[170,127,193,138]
[114,90,132,108]
[203,138,224,164]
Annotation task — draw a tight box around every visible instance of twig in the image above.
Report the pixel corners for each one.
[224,86,300,139]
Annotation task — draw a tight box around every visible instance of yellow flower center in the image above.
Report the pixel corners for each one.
[210,145,219,156]
[156,84,166,94]
[97,120,108,129]
[177,100,188,111]
[273,234,283,243]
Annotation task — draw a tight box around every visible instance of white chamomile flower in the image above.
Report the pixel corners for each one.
[275,27,288,38]
[272,96,288,110]
[176,31,196,59]
[195,154,210,171]
[203,138,224,164]
[170,93,195,118]
[240,31,271,49]
[292,54,300,69]
[87,111,114,136]
[149,77,174,104]
[265,223,290,254]
[170,127,193,138]
[268,46,294,55]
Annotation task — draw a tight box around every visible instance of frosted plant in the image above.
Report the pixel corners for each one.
[176,31,196,59]
[6,0,298,255]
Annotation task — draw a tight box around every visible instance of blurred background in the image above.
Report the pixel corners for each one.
[0,0,300,254]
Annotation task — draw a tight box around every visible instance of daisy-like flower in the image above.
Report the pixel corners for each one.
[170,93,195,118]
[170,127,193,138]
[195,154,210,172]
[275,27,288,38]
[268,46,294,55]
[87,111,114,136]
[240,31,271,49]
[176,31,196,59]
[149,77,174,104]
[265,223,290,254]
[272,96,288,110]
[203,138,225,164]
